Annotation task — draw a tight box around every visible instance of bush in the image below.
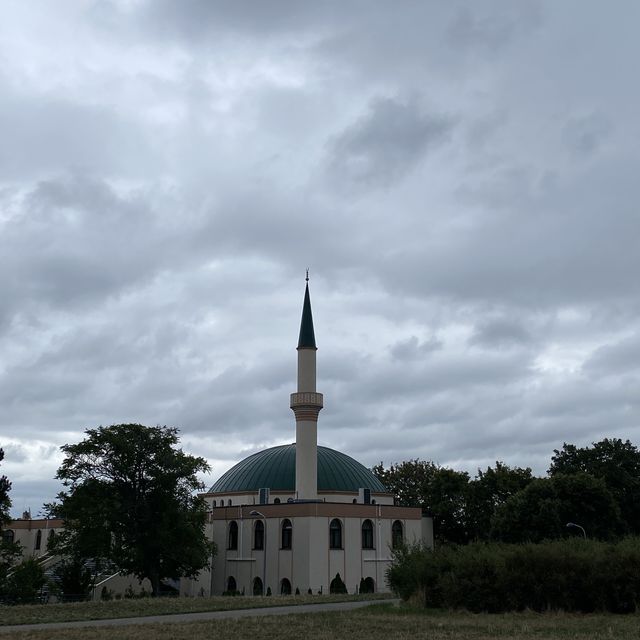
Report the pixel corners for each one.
[330,573,347,594]
[2,558,46,604]
[387,537,640,613]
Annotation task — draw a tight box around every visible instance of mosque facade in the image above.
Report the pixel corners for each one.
[185,278,433,596]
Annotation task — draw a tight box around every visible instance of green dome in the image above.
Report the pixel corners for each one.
[209,444,387,493]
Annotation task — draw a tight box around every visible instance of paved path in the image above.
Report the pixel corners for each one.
[0,599,397,634]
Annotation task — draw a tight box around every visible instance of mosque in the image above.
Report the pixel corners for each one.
[185,277,433,596]
[3,278,433,598]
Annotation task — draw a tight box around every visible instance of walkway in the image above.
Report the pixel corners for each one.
[0,599,396,634]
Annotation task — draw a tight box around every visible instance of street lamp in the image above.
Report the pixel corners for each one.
[250,510,267,595]
[566,522,586,539]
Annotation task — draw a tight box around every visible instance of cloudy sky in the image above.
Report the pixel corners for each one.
[2,1,640,516]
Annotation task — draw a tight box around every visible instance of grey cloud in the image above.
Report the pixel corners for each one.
[390,335,443,361]
[583,334,640,376]
[447,3,542,53]
[563,112,613,157]
[470,318,533,349]
[326,96,455,191]
[3,1,640,511]
[0,95,156,179]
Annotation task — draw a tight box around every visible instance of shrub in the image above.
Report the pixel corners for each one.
[387,537,640,613]
[330,573,347,594]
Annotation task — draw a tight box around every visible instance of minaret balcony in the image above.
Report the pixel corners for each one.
[290,392,323,409]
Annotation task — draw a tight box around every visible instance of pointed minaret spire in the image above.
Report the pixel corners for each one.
[297,275,316,350]
[290,274,323,499]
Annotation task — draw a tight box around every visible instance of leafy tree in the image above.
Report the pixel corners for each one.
[4,558,46,604]
[373,460,469,543]
[50,557,94,602]
[466,461,533,541]
[0,448,11,528]
[0,448,23,602]
[549,438,640,534]
[49,424,212,596]
[491,473,622,543]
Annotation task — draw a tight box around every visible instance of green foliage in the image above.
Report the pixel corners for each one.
[466,462,533,541]
[1,557,46,604]
[330,572,347,594]
[0,447,23,602]
[50,557,94,601]
[0,448,11,528]
[49,424,212,596]
[550,438,640,534]
[387,538,640,613]
[491,473,622,542]
[373,460,469,543]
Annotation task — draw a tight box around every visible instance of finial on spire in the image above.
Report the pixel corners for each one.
[306,268,309,282]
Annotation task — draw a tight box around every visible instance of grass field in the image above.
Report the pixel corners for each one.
[2,603,640,640]
[0,593,391,626]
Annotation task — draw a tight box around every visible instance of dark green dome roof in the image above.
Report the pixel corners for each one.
[209,444,387,493]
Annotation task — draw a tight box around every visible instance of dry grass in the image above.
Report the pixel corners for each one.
[3,604,640,640]
[0,593,391,626]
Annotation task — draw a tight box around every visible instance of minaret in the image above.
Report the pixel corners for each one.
[290,271,323,500]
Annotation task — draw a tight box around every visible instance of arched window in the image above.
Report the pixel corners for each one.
[362,576,375,593]
[2,530,14,544]
[226,576,237,593]
[329,519,342,549]
[47,529,55,550]
[228,521,238,550]
[35,529,42,550]
[227,499,232,506]
[361,519,374,549]
[392,520,404,549]
[253,576,263,596]
[253,520,264,550]
[274,498,281,504]
[281,519,292,549]
[280,578,292,595]
[212,500,216,507]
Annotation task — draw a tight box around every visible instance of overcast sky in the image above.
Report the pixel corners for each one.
[2,1,640,516]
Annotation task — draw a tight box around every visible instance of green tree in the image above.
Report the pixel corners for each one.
[0,448,11,528]
[4,558,46,604]
[49,424,212,596]
[373,460,469,543]
[549,438,640,534]
[491,473,622,543]
[466,461,533,541]
[0,448,23,601]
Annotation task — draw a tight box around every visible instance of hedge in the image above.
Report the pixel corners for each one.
[386,537,640,613]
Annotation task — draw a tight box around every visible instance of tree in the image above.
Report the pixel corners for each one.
[373,460,470,543]
[466,461,533,541]
[549,438,640,534]
[3,558,46,604]
[0,448,11,528]
[49,424,212,596]
[491,473,622,543]
[0,448,23,602]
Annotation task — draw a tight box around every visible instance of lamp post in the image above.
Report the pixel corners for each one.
[566,522,586,539]
[250,510,267,595]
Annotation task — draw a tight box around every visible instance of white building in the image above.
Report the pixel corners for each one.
[187,277,433,597]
